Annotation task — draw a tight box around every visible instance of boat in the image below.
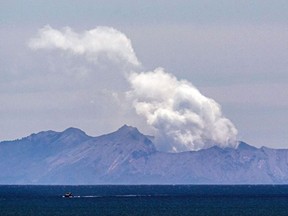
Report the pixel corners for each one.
[64,192,73,198]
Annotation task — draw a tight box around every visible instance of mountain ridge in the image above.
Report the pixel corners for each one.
[0,125,287,184]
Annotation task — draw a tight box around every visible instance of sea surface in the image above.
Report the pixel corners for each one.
[1,185,288,215]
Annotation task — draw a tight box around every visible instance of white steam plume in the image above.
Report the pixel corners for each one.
[28,25,140,67]
[29,26,238,152]
[127,68,238,152]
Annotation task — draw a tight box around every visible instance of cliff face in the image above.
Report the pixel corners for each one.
[0,125,288,184]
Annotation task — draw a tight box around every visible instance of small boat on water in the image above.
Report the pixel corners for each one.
[64,192,73,198]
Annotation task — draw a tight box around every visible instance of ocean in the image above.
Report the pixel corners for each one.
[0,185,288,215]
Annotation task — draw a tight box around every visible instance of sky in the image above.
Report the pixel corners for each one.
[1,0,288,149]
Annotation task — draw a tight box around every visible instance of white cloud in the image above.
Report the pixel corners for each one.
[28,25,140,67]
[127,68,238,152]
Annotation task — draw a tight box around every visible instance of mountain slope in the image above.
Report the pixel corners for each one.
[0,126,288,184]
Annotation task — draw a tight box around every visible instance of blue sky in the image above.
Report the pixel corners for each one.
[1,0,288,149]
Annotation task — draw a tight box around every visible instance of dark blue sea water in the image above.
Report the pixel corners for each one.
[1,185,288,216]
